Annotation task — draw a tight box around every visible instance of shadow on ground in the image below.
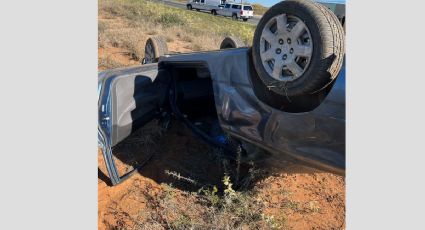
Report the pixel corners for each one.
[98,119,319,193]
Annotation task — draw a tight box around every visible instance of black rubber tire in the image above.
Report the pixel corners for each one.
[252,0,345,96]
[187,4,192,10]
[243,18,248,22]
[219,36,246,49]
[144,35,168,64]
[211,10,217,15]
[315,2,345,79]
[232,14,238,20]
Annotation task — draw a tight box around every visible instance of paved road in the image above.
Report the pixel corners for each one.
[155,0,262,26]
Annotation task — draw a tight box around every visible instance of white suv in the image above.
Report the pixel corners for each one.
[217,3,254,21]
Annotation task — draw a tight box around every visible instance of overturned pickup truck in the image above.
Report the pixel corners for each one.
[98,0,345,185]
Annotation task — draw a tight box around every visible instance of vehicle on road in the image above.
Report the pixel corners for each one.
[99,0,345,185]
[217,2,254,21]
[186,0,223,15]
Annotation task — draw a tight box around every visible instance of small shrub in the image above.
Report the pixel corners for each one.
[262,214,287,230]
[170,213,192,229]
[156,12,185,27]
[307,201,321,213]
[199,186,220,207]
[181,35,193,43]
[99,55,125,69]
[98,21,108,34]
[190,43,202,51]
[165,35,174,42]
[284,200,300,211]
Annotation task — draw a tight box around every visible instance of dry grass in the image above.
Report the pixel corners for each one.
[142,143,288,230]
[252,3,269,15]
[148,173,287,230]
[98,55,125,69]
[98,0,256,69]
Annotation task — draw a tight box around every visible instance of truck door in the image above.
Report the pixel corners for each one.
[200,0,206,10]
[98,63,166,185]
[193,0,200,9]
[224,3,231,16]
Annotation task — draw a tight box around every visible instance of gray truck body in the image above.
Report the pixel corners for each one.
[98,48,345,185]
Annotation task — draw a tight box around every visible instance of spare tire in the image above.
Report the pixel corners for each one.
[143,35,168,64]
[219,36,246,49]
[252,0,345,96]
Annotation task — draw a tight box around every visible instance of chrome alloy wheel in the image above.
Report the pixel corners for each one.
[260,14,313,82]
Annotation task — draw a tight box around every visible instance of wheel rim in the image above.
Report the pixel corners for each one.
[144,41,155,64]
[259,14,313,82]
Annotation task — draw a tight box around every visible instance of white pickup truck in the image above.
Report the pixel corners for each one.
[217,3,254,21]
[186,0,254,22]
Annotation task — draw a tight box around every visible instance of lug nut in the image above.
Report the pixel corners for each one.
[278,39,284,45]
[287,38,291,44]
[276,48,282,54]
[290,48,294,54]
[283,54,287,60]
